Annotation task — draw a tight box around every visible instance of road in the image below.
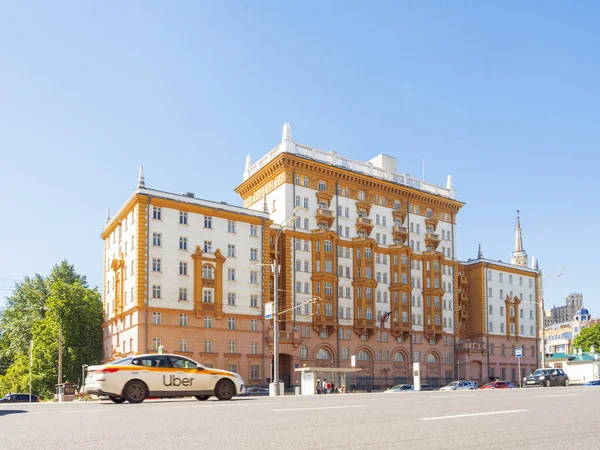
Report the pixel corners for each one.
[1,386,597,449]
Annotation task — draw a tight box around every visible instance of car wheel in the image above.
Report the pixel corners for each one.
[195,395,210,401]
[123,380,148,403]
[215,379,236,401]
[109,396,126,404]
[564,379,569,387]
[545,379,552,387]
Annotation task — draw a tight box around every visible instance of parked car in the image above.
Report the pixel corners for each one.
[583,380,600,387]
[237,387,269,396]
[480,381,514,390]
[524,368,569,387]
[384,384,413,393]
[0,393,40,403]
[440,380,476,391]
[418,384,435,391]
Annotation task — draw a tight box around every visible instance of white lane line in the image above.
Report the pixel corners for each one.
[273,405,369,412]
[192,402,272,408]
[420,410,528,421]
[535,394,580,398]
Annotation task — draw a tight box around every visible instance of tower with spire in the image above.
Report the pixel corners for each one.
[511,210,528,267]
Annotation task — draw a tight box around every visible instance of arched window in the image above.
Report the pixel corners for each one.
[393,352,404,362]
[427,353,438,363]
[202,265,214,279]
[316,348,332,359]
[357,350,370,361]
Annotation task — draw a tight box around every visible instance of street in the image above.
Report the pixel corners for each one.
[1,386,596,449]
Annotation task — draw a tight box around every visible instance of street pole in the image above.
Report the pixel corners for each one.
[272,256,279,396]
[540,301,546,368]
[518,355,521,388]
[58,326,63,401]
[29,340,33,403]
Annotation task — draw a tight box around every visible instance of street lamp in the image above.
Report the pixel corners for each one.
[44,306,63,400]
[270,206,302,396]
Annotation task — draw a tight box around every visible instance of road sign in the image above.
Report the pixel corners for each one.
[516,347,523,358]
[265,302,273,320]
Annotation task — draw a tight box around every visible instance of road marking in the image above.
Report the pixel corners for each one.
[273,405,369,412]
[192,402,272,408]
[535,394,580,398]
[419,410,528,421]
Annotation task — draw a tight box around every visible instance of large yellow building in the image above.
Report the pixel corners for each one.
[101,124,542,389]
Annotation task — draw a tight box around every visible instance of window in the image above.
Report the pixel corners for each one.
[179,339,189,352]
[179,211,188,225]
[152,337,162,351]
[300,346,308,359]
[152,285,161,299]
[152,258,161,272]
[227,268,236,281]
[228,318,236,330]
[227,220,236,233]
[489,305,493,315]
[179,237,188,250]
[414,351,421,362]
[152,206,162,220]
[203,288,213,303]
[318,181,326,191]
[228,341,237,353]
[250,295,258,308]
[250,224,258,237]
[179,262,188,275]
[250,248,258,261]
[445,352,451,363]
[250,342,259,354]
[500,306,504,316]
[489,322,494,332]
[250,271,258,284]
[203,240,212,253]
[152,233,162,247]
[227,244,236,257]
[204,216,213,229]
[227,292,236,306]
[204,316,213,328]
[303,176,309,187]
[204,340,213,353]
[202,265,214,279]
[250,319,259,332]
[179,314,188,327]
[152,312,162,325]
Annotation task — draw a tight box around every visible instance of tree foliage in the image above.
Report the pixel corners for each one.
[571,323,600,353]
[0,261,103,398]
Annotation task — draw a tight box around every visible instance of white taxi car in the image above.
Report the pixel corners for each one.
[84,354,245,403]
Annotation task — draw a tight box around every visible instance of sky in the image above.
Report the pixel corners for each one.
[0,1,598,313]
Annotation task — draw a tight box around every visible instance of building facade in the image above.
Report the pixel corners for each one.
[101,124,542,388]
[545,308,595,355]
[545,293,584,327]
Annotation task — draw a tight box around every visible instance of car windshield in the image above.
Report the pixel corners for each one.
[532,369,545,376]
[110,357,133,365]
[448,382,459,387]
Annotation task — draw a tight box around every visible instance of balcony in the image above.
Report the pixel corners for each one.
[316,208,335,228]
[392,225,408,244]
[356,217,374,236]
[392,209,406,224]
[460,275,468,285]
[313,314,337,327]
[425,233,441,250]
[266,329,302,349]
[354,318,376,329]
[456,341,487,355]
[425,218,439,232]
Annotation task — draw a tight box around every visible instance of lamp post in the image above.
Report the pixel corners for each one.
[44,306,63,401]
[270,206,302,396]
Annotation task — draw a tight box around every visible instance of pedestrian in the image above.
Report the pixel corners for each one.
[323,379,328,394]
[316,379,322,394]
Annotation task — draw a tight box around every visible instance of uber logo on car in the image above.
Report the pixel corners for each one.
[163,375,194,387]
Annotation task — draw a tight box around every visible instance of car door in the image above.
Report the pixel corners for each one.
[167,355,207,395]
[131,355,171,395]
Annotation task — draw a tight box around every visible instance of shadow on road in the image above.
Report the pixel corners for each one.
[0,409,27,416]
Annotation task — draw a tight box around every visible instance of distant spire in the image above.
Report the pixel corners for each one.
[138,165,145,188]
[282,123,292,141]
[263,194,269,214]
[511,210,528,267]
[446,175,453,190]
[245,155,251,171]
[105,208,111,224]
[477,243,483,259]
[535,258,539,270]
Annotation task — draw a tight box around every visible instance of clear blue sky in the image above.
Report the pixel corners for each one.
[1,2,598,313]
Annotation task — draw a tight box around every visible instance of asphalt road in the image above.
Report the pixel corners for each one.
[1,386,598,449]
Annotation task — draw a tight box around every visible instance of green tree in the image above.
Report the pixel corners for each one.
[571,323,600,353]
[0,261,103,398]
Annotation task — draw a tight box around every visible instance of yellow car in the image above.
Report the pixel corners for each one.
[84,354,245,403]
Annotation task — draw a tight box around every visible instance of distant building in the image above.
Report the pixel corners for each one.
[545,293,584,327]
[545,308,595,355]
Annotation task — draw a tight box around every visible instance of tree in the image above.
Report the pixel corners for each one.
[571,323,600,353]
[0,261,103,398]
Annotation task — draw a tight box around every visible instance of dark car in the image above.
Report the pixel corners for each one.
[583,380,600,387]
[524,368,569,387]
[237,387,269,396]
[419,384,435,391]
[0,393,40,403]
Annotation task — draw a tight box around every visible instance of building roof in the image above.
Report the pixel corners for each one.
[460,257,540,275]
[549,352,598,362]
[576,308,590,316]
